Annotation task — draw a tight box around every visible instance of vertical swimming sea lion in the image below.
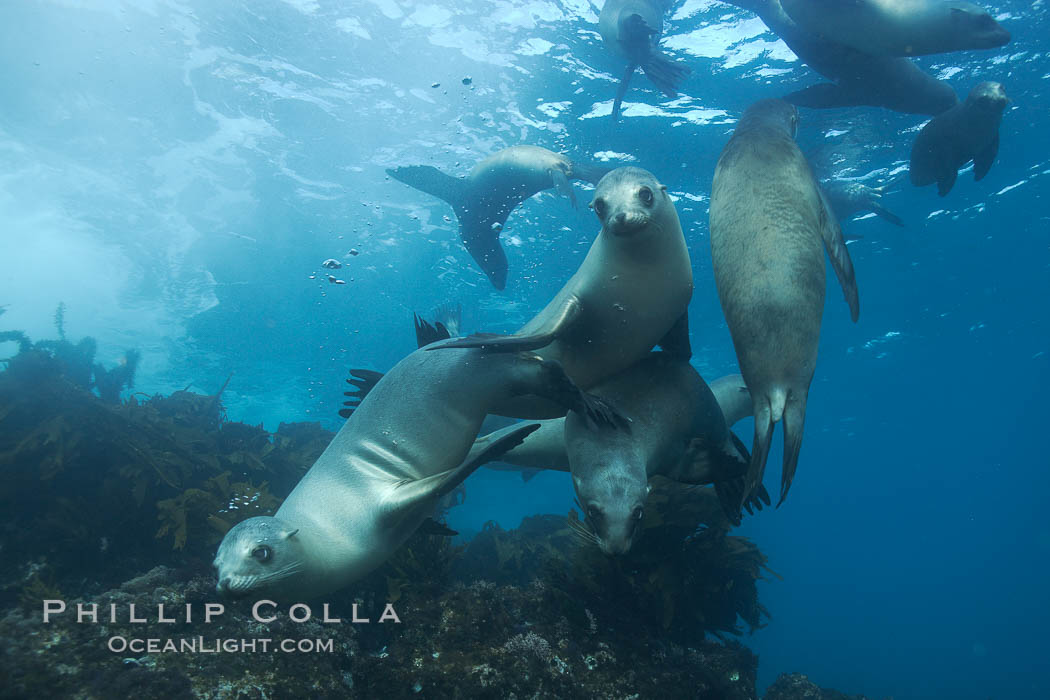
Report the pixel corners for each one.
[599,0,691,120]
[710,99,859,506]
[910,81,1008,196]
[387,146,608,290]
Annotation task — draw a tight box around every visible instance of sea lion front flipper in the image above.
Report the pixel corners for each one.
[428,296,582,352]
[936,168,958,197]
[612,63,637,121]
[550,168,577,209]
[669,435,748,486]
[382,423,543,522]
[657,312,691,359]
[817,187,860,323]
[973,133,999,181]
[870,202,905,227]
[339,368,385,419]
[386,165,467,210]
[474,419,570,471]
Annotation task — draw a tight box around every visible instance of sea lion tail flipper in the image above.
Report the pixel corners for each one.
[779,397,808,507]
[428,296,582,352]
[533,358,629,431]
[339,368,385,419]
[973,133,999,182]
[383,424,543,522]
[870,202,905,227]
[414,313,452,349]
[936,168,958,197]
[783,83,867,110]
[550,168,577,208]
[657,312,692,360]
[433,302,462,338]
[612,63,637,121]
[744,398,775,510]
[817,187,860,322]
[386,165,467,210]
[638,50,690,98]
[568,161,613,185]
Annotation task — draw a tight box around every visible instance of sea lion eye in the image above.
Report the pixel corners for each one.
[632,506,644,521]
[592,198,607,218]
[251,545,272,562]
[638,187,654,206]
[587,505,601,520]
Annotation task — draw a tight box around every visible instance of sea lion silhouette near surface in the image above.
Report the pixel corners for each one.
[213,345,623,601]
[387,146,608,290]
[598,0,691,120]
[710,99,859,507]
[431,166,694,421]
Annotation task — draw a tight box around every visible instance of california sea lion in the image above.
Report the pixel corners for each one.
[599,0,691,120]
[780,0,1010,57]
[432,166,694,420]
[710,99,859,506]
[725,0,958,115]
[387,146,608,289]
[822,177,905,227]
[214,346,623,600]
[910,81,1008,196]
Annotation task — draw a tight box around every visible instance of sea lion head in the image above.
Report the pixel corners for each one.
[574,470,649,556]
[949,4,1010,50]
[590,166,669,238]
[214,516,308,599]
[966,81,1008,115]
[738,98,799,138]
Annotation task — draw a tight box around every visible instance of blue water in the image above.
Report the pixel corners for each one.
[1,1,1047,698]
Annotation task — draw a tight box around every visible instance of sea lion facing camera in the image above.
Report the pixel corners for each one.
[910,81,1008,196]
[710,99,859,507]
[214,346,624,601]
[387,146,607,290]
[432,166,694,421]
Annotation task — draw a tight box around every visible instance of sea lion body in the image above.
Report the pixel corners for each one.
[780,0,1010,57]
[387,146,606,289]
[598,0,690,120]
[214,346,620,600]
[710,99,858,506]
[434,166,693,420]
[730,0,957,115]
[910,81,1007,196]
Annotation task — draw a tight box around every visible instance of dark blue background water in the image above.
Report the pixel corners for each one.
[1,1,1047,697]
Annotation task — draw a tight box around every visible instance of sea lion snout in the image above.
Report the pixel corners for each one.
[606,209,650,235]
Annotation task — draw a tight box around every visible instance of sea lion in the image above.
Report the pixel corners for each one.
[822,177,905,227]
[780,0,1010,57]
[387,146,608,290]
[725,0,958,115]
[214,346,623,600]
[910,81,1008,196]
[431,166,694,421]
[710,99,859,507]
[598,0,691,120]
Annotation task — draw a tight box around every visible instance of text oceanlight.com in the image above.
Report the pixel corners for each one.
[107,637,335,654]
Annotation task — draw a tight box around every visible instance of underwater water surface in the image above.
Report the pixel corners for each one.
[1,1,1048,698]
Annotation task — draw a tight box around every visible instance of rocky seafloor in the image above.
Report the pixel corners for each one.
[0,321,873,699]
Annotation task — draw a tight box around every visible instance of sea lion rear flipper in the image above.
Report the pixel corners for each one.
[936,168,958,197]
[339,368,385,419]
[871,203,905,227]
[973,133,999,182]
[612,63,637,121]
[427,296,582,352]
[657,312,691,359]
[550,168,577,208]
[743,398,775,509]
[783,83,867,110]
[414,314,452,348]
[417,517,458,537]
[817,187,860,322]
[779,396,807,506]
[382,423,543,521]
[386,165,467,210]
[474,420,570,471]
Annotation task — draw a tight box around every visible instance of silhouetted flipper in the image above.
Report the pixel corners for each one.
[783,82,868,109]
[428,296,582,353]
[339,369,385,419]
[817,187,860,323]
[657,312,691,360]
[417,517,458,537]
[414,314,452,348]
[973,134,999,181]
[612,63,638,121]
[871,203,904,227]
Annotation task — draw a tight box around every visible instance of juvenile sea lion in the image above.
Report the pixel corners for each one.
[910,81,1008,196]
[431,166,694,420]
[725,0,958,115]
[599,0,691,120]
[710,99,859,506]
[214,346,623,600]
[780,0,1010,57]
[387,146,608,289]
[822,178,905,227]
